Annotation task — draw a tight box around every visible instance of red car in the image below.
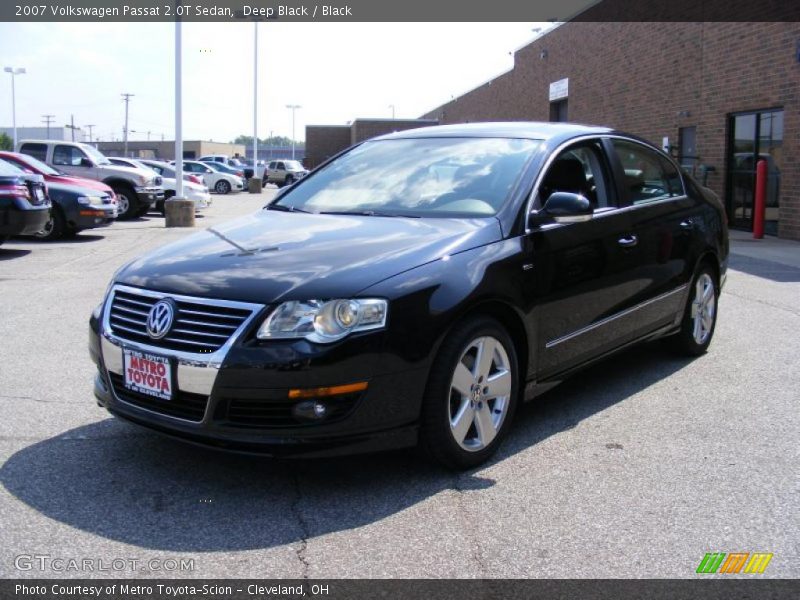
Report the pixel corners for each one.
[0,151,117,203]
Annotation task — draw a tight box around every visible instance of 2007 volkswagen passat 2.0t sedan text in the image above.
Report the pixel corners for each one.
[89,123,728,468]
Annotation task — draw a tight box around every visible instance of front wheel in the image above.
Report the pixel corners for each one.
[33,207,65,241]
[419,317,519,469]
[114,187,139,220]
[670,264,719,356]
[215,179,231,194]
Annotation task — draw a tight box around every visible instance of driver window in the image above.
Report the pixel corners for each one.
[535,142,610,211]
[53,145,87,167]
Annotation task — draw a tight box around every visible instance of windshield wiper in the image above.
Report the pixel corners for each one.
[317,210,419,218]
[265,204,311,213]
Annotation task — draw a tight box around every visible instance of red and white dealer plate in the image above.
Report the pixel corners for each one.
[123,348,173,401]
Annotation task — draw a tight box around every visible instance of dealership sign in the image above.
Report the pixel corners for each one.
[549,78,569,101]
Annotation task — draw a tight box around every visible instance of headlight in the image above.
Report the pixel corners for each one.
[257,298,388,343]
[78,195,104,206]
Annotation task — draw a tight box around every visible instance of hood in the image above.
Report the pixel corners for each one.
[47,174,113,194]
[99,164,155,181]
[47,182,113,199]
[117,209,502,303]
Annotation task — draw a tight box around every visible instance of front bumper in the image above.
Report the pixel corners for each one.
[72,206,117,230]
[135,187,165,205]
[89,301,424,457]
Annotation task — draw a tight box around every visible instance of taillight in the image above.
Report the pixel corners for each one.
[188,175,202,184]
[0,184,30,199]
[236,171,243,177]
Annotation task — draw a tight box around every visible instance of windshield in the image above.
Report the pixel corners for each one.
[82,144,111,165]
[0,159,25,175]
[273,137,540,217]
[11,154,60,175]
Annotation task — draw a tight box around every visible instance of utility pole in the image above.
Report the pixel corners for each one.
[269,129,273,159]
[121,93,134,156]
[41,114,55,139]
[84,124,95,143]
[285,104,301,160]
[65,114,78,141]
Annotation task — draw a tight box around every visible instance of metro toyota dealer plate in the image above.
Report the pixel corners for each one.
[122,348,173,401]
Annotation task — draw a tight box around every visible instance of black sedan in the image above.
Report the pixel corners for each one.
[33,182,118,241]
[89,122,728,468]
[0,159,50,246]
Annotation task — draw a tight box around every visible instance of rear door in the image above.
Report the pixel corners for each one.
[605,138,699,332]
[525,139,641,378]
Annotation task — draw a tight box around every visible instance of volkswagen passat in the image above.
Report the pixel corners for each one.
[89,123,728,468]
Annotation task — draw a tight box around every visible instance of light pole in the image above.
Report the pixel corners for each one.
[389,104,395,119]
[286,104,301,160]
[253,22,258,181]
[4,67,26,149]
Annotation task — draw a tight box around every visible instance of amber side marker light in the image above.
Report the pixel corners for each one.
[288,381,368,399]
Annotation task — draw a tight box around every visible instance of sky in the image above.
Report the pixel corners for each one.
[0,22,555,144]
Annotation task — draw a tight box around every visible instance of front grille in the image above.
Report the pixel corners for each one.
[220,392,361,428]
[108,287,256,354]
[108,372,208,421]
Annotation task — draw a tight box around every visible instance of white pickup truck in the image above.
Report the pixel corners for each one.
[17,140,165,219]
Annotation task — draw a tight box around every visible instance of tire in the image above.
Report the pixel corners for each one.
[419,317,519,469]
[669,262,719,356]
[114,186,139,220]
[0,235,7,246]
[135,203,151,217]
[262,175,269,187]
[33,207,65,241]
[215,179,231,194]
[284,174,295,187]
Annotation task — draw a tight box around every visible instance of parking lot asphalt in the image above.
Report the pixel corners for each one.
[0,192,798,579]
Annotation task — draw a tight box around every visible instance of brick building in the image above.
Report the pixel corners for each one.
[305,118,438,169]
[421,21,800,240]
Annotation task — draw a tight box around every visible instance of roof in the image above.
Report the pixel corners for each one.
[375,121,614,141]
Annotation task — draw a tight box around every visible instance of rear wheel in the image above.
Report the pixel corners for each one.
[33,207,65,241]
[215,179,231,194]
[114,186,139,220]
[670,263,719,356]
[419,317,519,469]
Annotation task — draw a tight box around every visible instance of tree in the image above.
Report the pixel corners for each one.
[233,134,304,147]
[0,132,12,151]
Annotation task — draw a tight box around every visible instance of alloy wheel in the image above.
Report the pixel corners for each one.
[448,335,512,451]
[117,194,130,216]
[691,273,716,345]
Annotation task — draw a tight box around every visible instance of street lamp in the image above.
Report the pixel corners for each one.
[286,104,301,160]
[4,67,26,149]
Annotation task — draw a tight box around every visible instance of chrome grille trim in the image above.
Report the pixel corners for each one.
[103,284,265,361]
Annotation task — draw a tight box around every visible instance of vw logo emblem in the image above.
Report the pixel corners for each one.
[146,299,175,339]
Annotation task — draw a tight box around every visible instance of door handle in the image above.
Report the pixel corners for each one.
[680,219,695,230]
[617,235,638,248]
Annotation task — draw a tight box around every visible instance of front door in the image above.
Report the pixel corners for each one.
[525,139,640,378]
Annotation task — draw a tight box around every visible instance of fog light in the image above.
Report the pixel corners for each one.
[293,400,328,421]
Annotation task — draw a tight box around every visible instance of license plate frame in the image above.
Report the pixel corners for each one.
[122,348,173,401]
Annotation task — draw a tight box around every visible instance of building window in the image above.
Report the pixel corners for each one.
[550,100,568,123]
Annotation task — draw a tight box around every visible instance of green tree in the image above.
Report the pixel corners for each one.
[233,134,304,147]
[0,132,12,151]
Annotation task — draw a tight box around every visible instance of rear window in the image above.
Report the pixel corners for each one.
[20,143,48,162]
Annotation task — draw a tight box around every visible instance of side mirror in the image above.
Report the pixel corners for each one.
[80,157,93,168]
[536,192,592,224]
